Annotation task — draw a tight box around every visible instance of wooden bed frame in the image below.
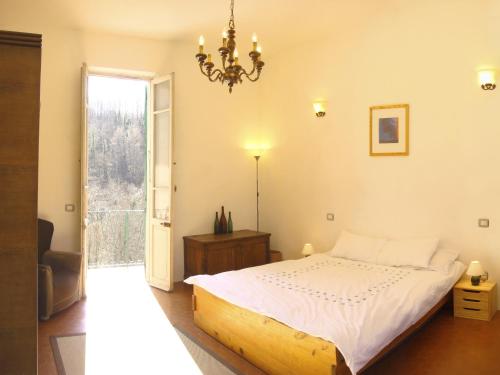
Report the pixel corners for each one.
[192,285,451,375]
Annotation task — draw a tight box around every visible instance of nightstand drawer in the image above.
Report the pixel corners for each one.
[454,297,488,310]
[454,305,491,321]
[454,288,489,303]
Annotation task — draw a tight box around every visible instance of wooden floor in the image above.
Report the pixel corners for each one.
[39,269,500,375]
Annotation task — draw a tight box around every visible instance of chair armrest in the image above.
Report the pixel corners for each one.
[42,250,82,274]
[38,264,53,320]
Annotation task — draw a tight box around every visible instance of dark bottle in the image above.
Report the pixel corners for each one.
[219,206,228,233]
[213,212,220,234]
[228,211,233,233]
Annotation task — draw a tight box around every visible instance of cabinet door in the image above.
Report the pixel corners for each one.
[205,243,237,275]
[236,239,267,270]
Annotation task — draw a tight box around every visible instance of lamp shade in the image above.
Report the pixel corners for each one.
[466,261,484,277]
[302,243,315,256]
[479,70,495,86]
[313,101,326,117]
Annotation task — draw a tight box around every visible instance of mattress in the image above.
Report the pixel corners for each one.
[185,253,465,374]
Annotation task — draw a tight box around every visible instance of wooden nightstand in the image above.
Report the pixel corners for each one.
[454,280,497,321]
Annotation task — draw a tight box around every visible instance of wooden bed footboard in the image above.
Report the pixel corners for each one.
[193,285,337,375]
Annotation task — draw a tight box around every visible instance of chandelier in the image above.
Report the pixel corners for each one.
[195,0,265,93]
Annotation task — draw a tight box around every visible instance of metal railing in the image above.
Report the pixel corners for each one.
[87,209,146,268]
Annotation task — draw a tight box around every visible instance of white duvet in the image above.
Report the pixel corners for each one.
[185,254,465,374]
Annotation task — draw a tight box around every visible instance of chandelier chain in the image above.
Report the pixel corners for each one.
[229,0,235,29]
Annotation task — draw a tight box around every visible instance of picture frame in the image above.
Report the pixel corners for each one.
[369,104,409,156]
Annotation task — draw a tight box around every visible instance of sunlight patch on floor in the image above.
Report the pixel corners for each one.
[85,266,202,374]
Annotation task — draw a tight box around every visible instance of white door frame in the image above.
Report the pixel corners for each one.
[80,66,173,294]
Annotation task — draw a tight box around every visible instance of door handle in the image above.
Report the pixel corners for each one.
[160,222,171,228]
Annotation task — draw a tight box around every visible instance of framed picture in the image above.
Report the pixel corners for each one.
[369,104,409,156]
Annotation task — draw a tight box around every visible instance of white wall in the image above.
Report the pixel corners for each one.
[170,41,262,280]
[37,30,174,255]
[1,16,263,282]
[258,0,500,306]
[4,0,499,300]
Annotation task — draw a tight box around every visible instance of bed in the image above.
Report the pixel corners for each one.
[185,253,464,375]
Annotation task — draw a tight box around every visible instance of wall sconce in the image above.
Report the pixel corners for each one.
[313,101,326,117]
[479,70,496,90]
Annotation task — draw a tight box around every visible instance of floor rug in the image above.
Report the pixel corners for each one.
[50,329,238,375]
[50,333,86,375]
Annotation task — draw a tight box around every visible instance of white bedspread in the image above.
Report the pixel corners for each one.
[185,254,465,374]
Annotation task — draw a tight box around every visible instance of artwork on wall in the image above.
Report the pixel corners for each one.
[369,104,409,156]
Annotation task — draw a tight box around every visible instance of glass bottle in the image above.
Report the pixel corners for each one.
[219,206,228,234]
[214,212,220,234]
[228,211,233,233]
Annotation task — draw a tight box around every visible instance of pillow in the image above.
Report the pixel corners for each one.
[377,237,439,268]
[428,248,459,273]
[330,230,386,263]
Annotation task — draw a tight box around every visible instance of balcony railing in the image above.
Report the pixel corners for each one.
[87,209,146,268]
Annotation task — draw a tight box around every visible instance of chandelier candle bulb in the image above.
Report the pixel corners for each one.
[234,48,239,65]
[252,33,258,51]
[222,30,228,47]
[198,35,205,53]
[207,54,212,63]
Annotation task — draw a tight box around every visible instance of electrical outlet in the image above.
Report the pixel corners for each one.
[326,213,335,221]
[65,203,75,212]
[478,218,489,228]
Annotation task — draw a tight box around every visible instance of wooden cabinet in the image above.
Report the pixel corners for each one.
[454,280,497,321]
[0,30,41,374]
[184,230,271,277]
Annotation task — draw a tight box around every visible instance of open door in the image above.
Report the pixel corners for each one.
[146,74,174,291]
[80,63,89,298]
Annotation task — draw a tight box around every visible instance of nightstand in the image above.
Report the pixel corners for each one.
[454,280,497,321]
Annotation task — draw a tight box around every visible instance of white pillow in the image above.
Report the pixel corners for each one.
[377,237,439,268]
[428,248,459,273]
[330,230,386,263]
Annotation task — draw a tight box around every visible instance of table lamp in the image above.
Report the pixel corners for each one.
[466,261,484,286]
[302,243,315,257]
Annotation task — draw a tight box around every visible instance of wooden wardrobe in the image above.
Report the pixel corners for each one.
[0,30,42,374]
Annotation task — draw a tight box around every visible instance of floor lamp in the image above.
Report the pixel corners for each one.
[254,154,260,232]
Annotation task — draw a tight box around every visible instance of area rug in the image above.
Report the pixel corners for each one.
[50,333,86,375]
[50,329,238,375]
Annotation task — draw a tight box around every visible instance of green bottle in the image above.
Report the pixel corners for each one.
[228,211,233,233]
[214,212,220,234]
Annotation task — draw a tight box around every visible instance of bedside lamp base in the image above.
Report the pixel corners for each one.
[471,275,481,286]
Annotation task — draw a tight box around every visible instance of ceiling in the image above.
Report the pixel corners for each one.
[1,0,366,50]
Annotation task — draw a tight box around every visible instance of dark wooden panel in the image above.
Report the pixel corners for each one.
[0,43,41,167]
[0,30,42,48]
[235,239,267,270]
[205,246,236,275]
[184,230,271,277]
[0,31,41,375]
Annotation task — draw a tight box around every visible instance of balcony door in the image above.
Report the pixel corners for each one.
[146,74,174,291]
[80,67,173,295]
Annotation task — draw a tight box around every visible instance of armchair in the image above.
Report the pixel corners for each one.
[38,219,82,320]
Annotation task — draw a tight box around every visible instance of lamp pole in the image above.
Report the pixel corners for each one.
[254,155,260,232]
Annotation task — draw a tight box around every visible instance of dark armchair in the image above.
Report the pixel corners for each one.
[38,219,82,320]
